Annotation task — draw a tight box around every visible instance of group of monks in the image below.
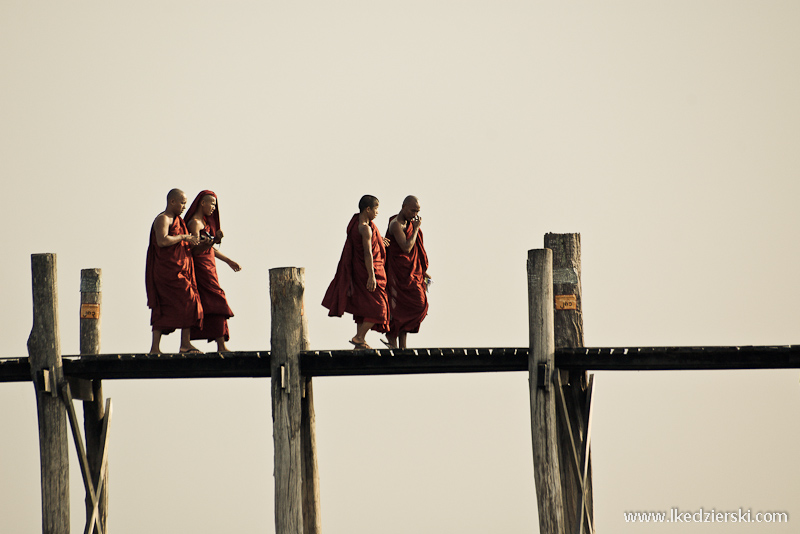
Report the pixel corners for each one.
[146,190,428,353]
[145,189,241,354]
[322,195,430,350]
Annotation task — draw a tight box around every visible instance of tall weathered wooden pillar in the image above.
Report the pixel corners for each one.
[27,253,70,534]
[269,267,320,534]
[545,233,594,534]
[81,268,109,532]
[527,249,565,534]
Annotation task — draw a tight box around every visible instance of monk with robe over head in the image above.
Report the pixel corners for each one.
[185,190,241,352]
[384,195,429,349]
[322,195,390,349]
[146,188,204,353]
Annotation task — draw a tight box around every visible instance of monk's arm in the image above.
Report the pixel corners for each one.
[187,218,214,251]
[389,217,420,253]
[358,224,377,292]
[154,214,199,247]
[214,249,242,272]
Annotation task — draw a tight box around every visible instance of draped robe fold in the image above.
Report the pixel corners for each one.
[184,191,234,342]
[385,215,429,335]
[322,214,390,332]
[145,215,203,333]
[189,220,234,341]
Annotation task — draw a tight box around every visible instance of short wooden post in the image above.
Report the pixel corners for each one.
[81,268,109,532]
[527,249,565,534]
[27,253,70,534]
[545,233,594,534]
[270,267,319,534]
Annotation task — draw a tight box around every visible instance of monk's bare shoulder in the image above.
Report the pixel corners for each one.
[389,217,405,240]
[153,212,172,229]
[186,217,203,233]
[358,221,373,238]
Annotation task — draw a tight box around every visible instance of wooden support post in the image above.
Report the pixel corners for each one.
[27,253,70,534]
[270,267,320,534]
[81,268,109,533]
[301,376,321,534]
[545,233,594,534]
[527,249,565,534]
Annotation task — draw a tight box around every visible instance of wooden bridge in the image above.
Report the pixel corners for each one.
[6,233,799,534]
[3,345,800,383]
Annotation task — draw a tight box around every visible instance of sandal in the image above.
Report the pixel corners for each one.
[349,339,372,350]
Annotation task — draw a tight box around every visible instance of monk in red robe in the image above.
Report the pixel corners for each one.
[185,190,241,352]
[384,195,429,349]
[146,189,204,353]
[322,195,390,349]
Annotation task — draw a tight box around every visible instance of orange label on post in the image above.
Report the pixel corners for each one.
[80,303,100,319]
[554,295,577,310]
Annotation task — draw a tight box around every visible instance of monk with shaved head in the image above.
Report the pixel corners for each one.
[383,195,429,349]
[146,188,204,353]
[322,194,390,349]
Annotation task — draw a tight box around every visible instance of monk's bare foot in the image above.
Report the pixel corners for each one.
[216,343,230,352]
[180,344,203,353]
[148,347,162,355]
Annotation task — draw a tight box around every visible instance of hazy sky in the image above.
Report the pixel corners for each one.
[2,1,800,533]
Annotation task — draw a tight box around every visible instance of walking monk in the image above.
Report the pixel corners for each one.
[322,195,390,349]
[384,195,429,349]
[185,190,241,352]
[146,188,204,353]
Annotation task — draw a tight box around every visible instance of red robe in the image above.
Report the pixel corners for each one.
[184,190,234,342]
[385,215,429,335]
[145,215,203,333]
[322,214,390,332]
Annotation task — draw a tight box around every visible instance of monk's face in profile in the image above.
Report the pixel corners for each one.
[169,192,188,216]
[401,201,420,221]
[200,195,217,217]
[365,201,379,221]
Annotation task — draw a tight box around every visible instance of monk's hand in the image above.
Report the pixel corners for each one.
[215,230,224,244]
[367,275,376,292]
[228,260,242,272]
[383,237,390,247]
[185,234,201,246]
[412,216,421,229]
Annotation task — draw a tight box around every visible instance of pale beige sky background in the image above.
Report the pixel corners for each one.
[2,1,800,533]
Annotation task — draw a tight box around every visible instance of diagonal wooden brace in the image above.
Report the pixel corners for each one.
[84,398,112,534]
[59,382,104,534]
[554,372,594,534]
[575,376,595,534]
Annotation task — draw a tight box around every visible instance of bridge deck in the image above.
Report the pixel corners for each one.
[2,345,799,383]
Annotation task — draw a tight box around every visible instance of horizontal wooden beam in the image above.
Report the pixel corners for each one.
[556,345,800,371]
[301,348,529,376]
[2,345,800,383]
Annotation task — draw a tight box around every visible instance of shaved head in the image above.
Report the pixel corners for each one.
[359,194,379,212]
[403,195,419,207]
[167,188,185,202]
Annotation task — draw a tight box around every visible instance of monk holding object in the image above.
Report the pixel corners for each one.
[146,188,204,354]
[185,190,241,352]
[383,195,429,349]
[322,195,390,349]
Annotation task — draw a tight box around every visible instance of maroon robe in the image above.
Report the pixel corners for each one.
[185,191,234,342]
[385,215,429,335]
[322,214,390,332]
[145,215,203,333]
